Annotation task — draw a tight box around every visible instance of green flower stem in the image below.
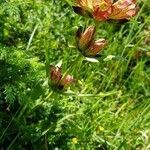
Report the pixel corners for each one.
[62,54,83,78]
[45,48,50,78]
[94,20,100,33]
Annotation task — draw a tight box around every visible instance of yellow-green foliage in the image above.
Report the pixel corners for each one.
[0,0,150,149]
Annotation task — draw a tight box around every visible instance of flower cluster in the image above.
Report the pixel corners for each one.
[73,0,138,21]
[49,0,138,90]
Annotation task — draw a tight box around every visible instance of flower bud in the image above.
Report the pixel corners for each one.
[76,25,95,52]
[50,66,62,84]
[76,26,107,57]
[50,66,74,89]
[60,75,74,86]
[86,39,107,56]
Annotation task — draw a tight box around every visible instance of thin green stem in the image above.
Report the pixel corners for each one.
[94,20,100,33]
[26,24,38,51]
[63,54,83,78]
[45,48,50,78]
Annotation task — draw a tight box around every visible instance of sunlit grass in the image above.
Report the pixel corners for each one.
[0,0,150,149]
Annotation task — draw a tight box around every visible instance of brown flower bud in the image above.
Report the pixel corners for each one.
[50,66,62,84]
[77,25,95,51]
[50,66,74,89]
[60,75,74,86]
[76,26,106,57]
[86,39,107,56]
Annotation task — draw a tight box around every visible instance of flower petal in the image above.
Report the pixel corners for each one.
[110,0,137,19]
[60,75,74,86]
[75,0,93,9]
[78,25,95,51]
[86,39,107,56]
[93,0,112,21]
[85,57,99,62]
[50,66,62,84]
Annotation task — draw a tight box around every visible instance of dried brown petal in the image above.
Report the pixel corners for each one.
[60,75,74,86]
[78,25,95,51]
[86,39,107,56]
[50,66,62,84]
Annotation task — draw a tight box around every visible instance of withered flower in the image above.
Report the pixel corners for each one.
[73,0,138,21]
[76,25,95,50]
[76,25,107,57]
[109,0,138,20]
[50,66,74,89]
[86,39,107,56]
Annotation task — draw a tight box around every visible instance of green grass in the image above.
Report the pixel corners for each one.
[0,0,150,149]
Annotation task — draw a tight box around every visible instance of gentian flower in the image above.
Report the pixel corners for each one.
[50,66,74,89]
[76,25,107,57]
[73,0,138,21]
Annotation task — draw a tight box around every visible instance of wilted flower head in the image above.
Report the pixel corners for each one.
[76,25,107,57]
[50,66,74,89]
[73,0,138,21]
[76,25,95,50]
[86,39,106,56]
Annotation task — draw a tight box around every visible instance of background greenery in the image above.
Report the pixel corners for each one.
[0,0,150,149]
